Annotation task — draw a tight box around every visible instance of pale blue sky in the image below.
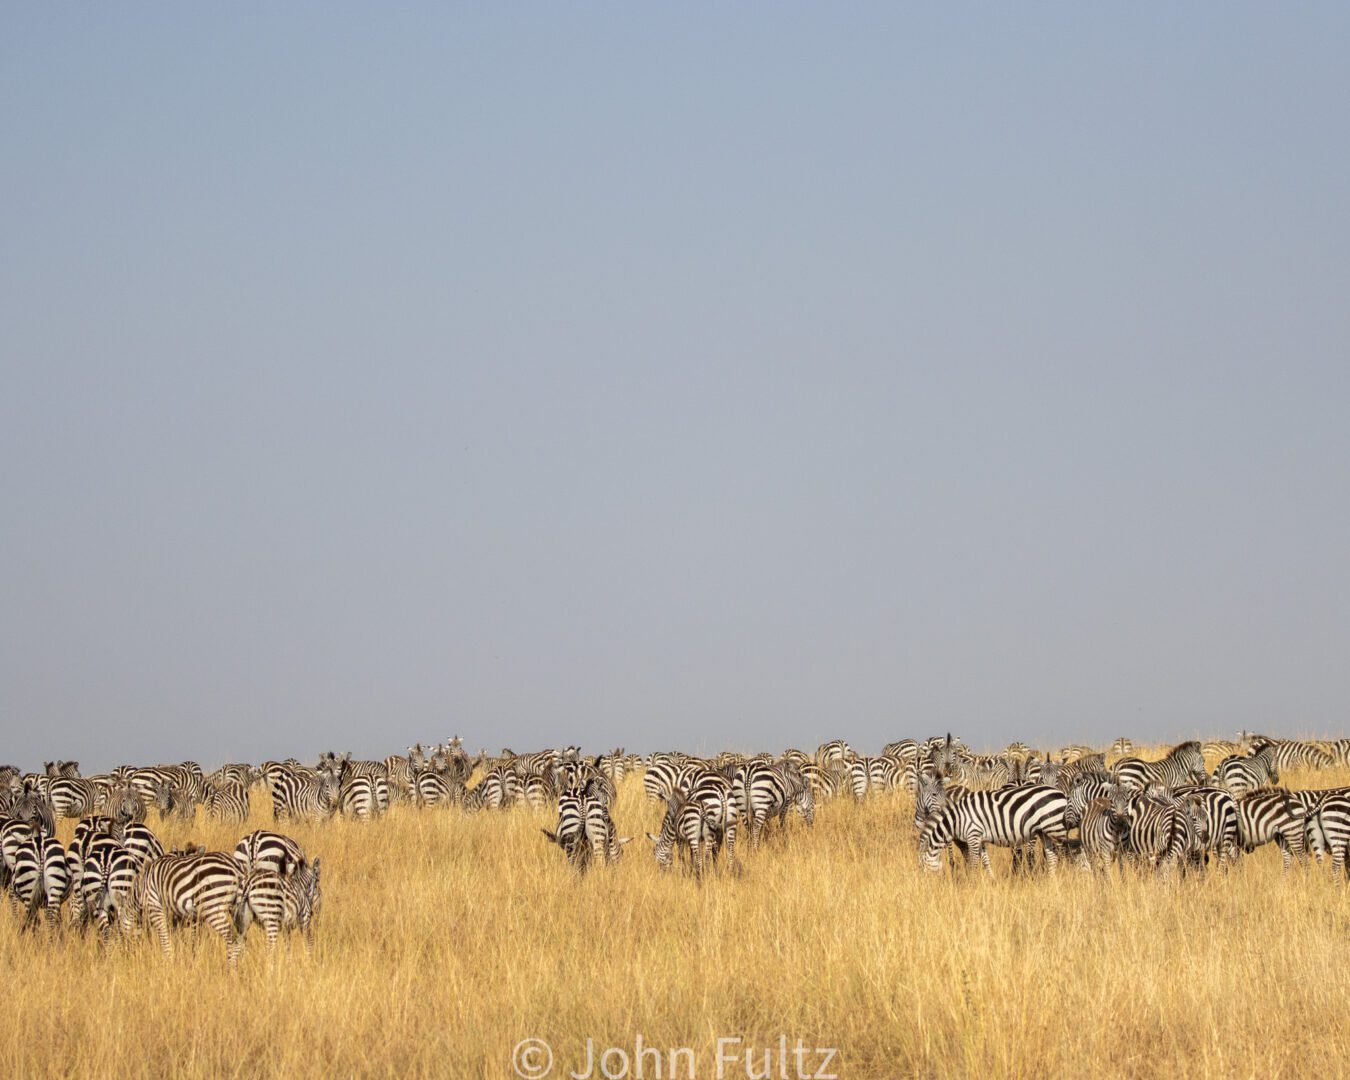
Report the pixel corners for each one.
[3,7,1348,770]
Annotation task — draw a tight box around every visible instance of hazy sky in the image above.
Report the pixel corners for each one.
[3,7,1348,771]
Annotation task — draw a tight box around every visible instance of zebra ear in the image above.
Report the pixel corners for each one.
[616,836,632,846]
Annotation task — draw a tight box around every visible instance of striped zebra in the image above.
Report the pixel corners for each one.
[1112,741,1208,793]
[734,760,794,844]
[204,779,251,823]
[1307,795,1350,879]
[1248,736,1334,772]
[1065,774,1118,830]
[415,767,464,808]
[337,774,389,821]
[846,755,904,800]
[463,764,522,811]
[72,816,164,873]
[1234,790,1308,871]
[1215,746,1280,799]
[1173,785,1241,867]
[240,859,322,950]
[96,782,146,825]
[10,832,74,930]
[0,818,37,894]
[918,785,1069,874]
[541,782,629,872]
[270,768,338,823]
[75,834,139,937]
[1076,792,1131,875]
[151,779,197,822]
[1123,792,1206,876]
[234,830,308,877]
[642,759,701,802]
[11,780,56,835]
[48,776,98,820]
[136,850,249,964]
[647,772,738,876]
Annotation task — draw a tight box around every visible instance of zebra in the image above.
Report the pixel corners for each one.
[233,829,308,878]
[1248,736,1334,772]
[204,779,251,823]
[734,760,793,844]
[463,765,522,811]
[337,773,388,821]
[1122,792,1207,877]
[647,773,739,876]
[1112,741,1208,793]
[1076,792,1131,875]
[1065,774,1118,830]
[75,834,139,938]
[846,756,904,800]
[1306,795,1350,879]
[151,779,197,823]
[1234,790,1309,871]
[97,781,146,825]
[240,859,322,950]
[415,768,464,808]
[47,776,98,820]
[11,779,56,836]
[1215,745,1280,799]
[136,850,249,964]
[270,769,338,823]
[642,759,700,802]
[1,818,38,895]
[1172,785,1241,867]
[10,832,74,930]
[918,785,1070,874]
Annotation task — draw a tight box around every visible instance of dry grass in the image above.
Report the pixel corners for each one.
[3,755,1349,1079]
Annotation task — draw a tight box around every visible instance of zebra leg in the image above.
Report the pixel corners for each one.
[148,903,173,959]
[1041,837,1061,872]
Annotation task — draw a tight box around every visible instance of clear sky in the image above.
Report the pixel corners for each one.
[3,6,1348,771]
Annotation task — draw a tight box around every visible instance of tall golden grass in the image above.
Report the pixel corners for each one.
[2,753,1348,1079]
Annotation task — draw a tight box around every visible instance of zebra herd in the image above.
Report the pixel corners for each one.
[908,733,1350,878]
[1,760,320,964]
[2,731,1347,961]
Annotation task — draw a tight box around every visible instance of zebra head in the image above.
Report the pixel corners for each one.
[646,792,687,869]
[917,813,948,872]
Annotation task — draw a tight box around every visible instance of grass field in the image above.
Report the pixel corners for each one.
[2,756,1348,1079]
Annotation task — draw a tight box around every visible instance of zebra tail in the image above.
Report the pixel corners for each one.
[22,873,46,931]
[233,879,253,937]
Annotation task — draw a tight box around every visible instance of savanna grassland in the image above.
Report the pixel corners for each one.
[2,753,1349,1080]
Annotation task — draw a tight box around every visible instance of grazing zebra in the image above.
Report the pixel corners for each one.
[10,832,74,930]
[1109,737,1134,759]
[75,835,139,937]
[136,850,249,964]
[647,773,738,876]
[270,769,338,823]
[1235,790,1309,871]
[846,755,905,799]
[233,829,307,877]
[241,859,322,950]
[1113,741,1208,793]
[918,785,1070,874]
[204,779,251,823]
[337,774,388,821]
[815,740,854,769]
[1248,736,1334,772]
[1307,795,1350,879]
[1215,745,1281,799]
